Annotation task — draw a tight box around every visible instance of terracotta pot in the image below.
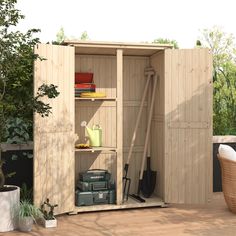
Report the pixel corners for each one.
[0,185,20,232]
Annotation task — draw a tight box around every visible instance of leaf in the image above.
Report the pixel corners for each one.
[11,154,18,160]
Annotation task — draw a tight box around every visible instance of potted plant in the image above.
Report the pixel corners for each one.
[40,198,58,228]
[0,159,19,232]
[18,200,42,232]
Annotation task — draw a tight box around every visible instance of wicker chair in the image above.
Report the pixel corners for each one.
[218,154,236,213]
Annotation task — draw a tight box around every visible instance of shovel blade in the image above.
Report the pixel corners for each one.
[141,170,156,198]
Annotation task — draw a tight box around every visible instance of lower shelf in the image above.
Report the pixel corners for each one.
[72,195,165,213]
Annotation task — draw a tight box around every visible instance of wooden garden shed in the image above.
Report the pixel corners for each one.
[33,41,213,215]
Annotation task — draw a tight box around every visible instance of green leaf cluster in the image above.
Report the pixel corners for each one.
[0,0,59,145]
[199,26,236,135]
[18,200,42,220]
[153,38,179,49]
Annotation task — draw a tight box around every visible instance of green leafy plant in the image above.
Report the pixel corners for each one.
[5,118,30,144]
[0,0,60,147]
[20,183,33,203]
[40,198,58,220]
[199,26,236,134]
[18,200,42,221]
[153,38,179,49]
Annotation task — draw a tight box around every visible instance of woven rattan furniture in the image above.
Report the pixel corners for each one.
[218,154,236,213]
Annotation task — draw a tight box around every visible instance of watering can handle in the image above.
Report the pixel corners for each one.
[93,124,101,129]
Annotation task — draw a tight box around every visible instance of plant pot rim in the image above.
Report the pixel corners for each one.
[0,185,19,193]
[43,216,56,220]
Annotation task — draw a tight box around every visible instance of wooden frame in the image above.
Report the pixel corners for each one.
[34,42,213,214]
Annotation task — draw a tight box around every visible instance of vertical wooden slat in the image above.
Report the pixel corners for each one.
[206,49,213,201]
[34,44,74,214]
[116,49,123,204]
[150,51,165,199]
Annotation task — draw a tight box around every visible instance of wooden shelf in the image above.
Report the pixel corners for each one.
[75,147,117,153]
[72,196,165,213]
[75,97,117,101]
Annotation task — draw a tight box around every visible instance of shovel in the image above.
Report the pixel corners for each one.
[123,68,155,202]
[130,72,158,202]
[141,77,157,197]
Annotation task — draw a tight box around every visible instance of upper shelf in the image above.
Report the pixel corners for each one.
[75,147,117,153]
[75,97,117,101]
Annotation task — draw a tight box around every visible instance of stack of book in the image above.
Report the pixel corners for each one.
[75,72,95,97]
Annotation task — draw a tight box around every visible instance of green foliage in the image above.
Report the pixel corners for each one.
[40,198,58,220]
[80,31,89,40]
[199,26,236,135]
[56,27,66,44]
[153,38,179,49]
[195,40,202,47]
[20,183,33,203]
[0,0,59,145]
[5,117,30,143]
[18,200,42,220]
[33,84,60,118]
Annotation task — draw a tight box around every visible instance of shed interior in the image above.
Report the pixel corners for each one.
[70,41,170,212]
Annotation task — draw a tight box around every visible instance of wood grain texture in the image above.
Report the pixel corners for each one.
[34,44,75,214]
[123,56,150,194]
[33,43,212,214]
[164,49,212,204]
[150,51,165,199]
[75,55,116,98]
[116,49,123,204]
[5,193,234,236]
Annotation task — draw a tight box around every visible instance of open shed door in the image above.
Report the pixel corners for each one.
[164,49,213,204]
[34,44,75,214]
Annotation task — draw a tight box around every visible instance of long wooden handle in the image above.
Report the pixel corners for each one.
[139,73,158,180]
[147,79,152,157]
[126,71,153,165]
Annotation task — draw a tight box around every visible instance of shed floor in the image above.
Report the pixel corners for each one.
[2,192,236,236]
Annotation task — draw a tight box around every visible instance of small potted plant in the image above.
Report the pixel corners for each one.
[18,200,42,232]
[40,198,58,228]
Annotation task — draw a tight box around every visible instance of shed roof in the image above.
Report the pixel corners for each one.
[63,40,173,56]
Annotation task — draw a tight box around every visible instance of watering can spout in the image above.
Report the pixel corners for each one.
[85,126,94,139]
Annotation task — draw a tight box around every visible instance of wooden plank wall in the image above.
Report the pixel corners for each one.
[74,55,117,185]
[75,55,149,195]
[34,44,75,214]
[150,51,165,199]
[164,49,212,204]
[75,55,151,195]
[123,56,150,193]
[75,55,116,97]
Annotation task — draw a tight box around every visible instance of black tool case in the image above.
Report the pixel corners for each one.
[75,189,116,206]
[77,180,115,192]
[79,169,111,182]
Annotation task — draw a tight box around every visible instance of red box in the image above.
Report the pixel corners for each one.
[75,73,93,84]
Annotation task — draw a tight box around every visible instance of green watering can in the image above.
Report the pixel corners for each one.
[81,121,102,147]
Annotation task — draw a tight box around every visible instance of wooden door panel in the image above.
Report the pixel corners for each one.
[34,44,75,214]
[164,49,213,204]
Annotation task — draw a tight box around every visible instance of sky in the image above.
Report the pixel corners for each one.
[16,0,236,48]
